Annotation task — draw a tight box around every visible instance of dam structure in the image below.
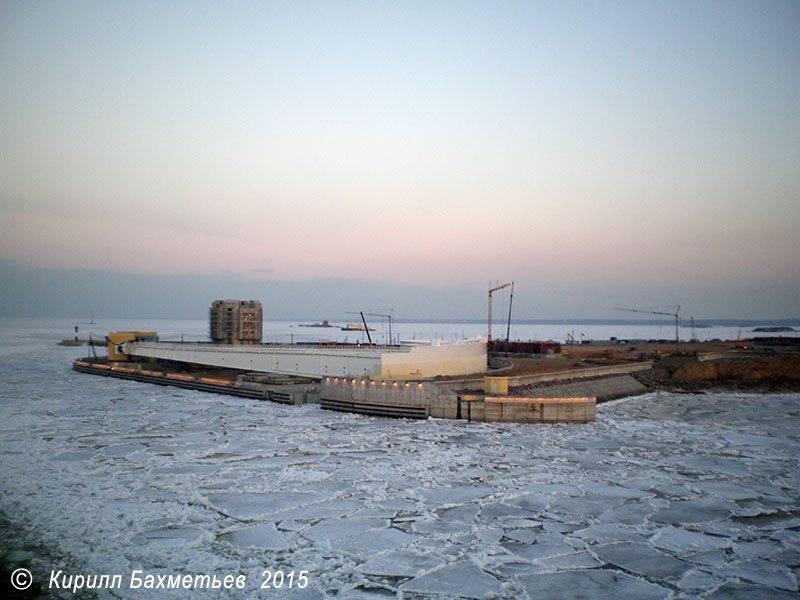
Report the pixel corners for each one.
[90,332,603,424]
[79,301,603,424]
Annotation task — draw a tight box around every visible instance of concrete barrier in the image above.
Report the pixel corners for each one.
[320,377,597,423]
[518,375,648,403]
[483,396,595,423]
[436,361,653,392]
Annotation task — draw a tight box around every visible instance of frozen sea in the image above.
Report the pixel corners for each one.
[1,318,799,599]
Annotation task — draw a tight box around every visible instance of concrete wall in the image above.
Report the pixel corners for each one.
[320,378,595,423]
[125,342,384,377]
[324,376,431,406]
[379,340,487,379]
[482,397,595,423]
[124,339,488,379]
[437,361,653,392]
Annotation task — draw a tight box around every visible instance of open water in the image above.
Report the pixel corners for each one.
[0,318,798,599]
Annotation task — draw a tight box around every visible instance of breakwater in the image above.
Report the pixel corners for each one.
[72,361,318,404]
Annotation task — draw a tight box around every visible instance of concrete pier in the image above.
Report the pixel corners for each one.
[73,360,319,404]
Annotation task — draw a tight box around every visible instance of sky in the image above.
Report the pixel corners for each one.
[1,1,798,320]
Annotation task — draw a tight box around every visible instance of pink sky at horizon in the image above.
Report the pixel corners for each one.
[1,2,798,317]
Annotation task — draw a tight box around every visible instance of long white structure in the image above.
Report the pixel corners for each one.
[122,339,487,379]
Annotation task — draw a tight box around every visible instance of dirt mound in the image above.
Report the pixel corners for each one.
[674,356,800,383]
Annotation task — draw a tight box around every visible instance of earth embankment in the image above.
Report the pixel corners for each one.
[634,355,800,393]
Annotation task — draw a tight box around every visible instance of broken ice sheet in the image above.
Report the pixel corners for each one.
[536,550,603,571]
[301,517,385,543]
[650,526,730,554]
[332,526,417,555]
[597,500,655,525]
[52,450,94,462]
[503,532,580,560]
[130,527,204,547]
[723,558,799,592]
[582,482,652,500]
[593,541,689,580]
[102,442,147,457]
[650,497,738,524]
[481,500,542,519]
[217,523,289,550]
[506,493,551,513]
[519,568,669,600]
[206,492,316,520]
[704,582,800,600]
[572,523,648,545]
[269,497,364,520]
[412,518,474,538]
[436,503,479,522]
[421,485,493,507]
[548,494,627,518]
[399,560,502,599]
[667,455,754,478]
[686,480,762,501]
[360,549,445,578]
[678,568,724,591]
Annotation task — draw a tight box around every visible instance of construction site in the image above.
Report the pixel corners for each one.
[73,291,800,424]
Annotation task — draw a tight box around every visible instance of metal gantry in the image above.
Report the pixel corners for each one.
[615,305,681,352]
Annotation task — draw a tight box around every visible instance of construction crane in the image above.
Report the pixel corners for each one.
[615,305,681,352]
[505,281,515,356]
[345,311,373,347]
[363,310,394,346]
[488,282,512,344]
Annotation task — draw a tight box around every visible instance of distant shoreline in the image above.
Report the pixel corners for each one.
[2,316,800,327]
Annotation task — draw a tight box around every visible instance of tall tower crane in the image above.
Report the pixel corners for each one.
[615,305,681,352]
[488,282,512,344]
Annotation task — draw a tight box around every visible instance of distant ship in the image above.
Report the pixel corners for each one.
[299,320,334,328]
[341,324,375,332]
